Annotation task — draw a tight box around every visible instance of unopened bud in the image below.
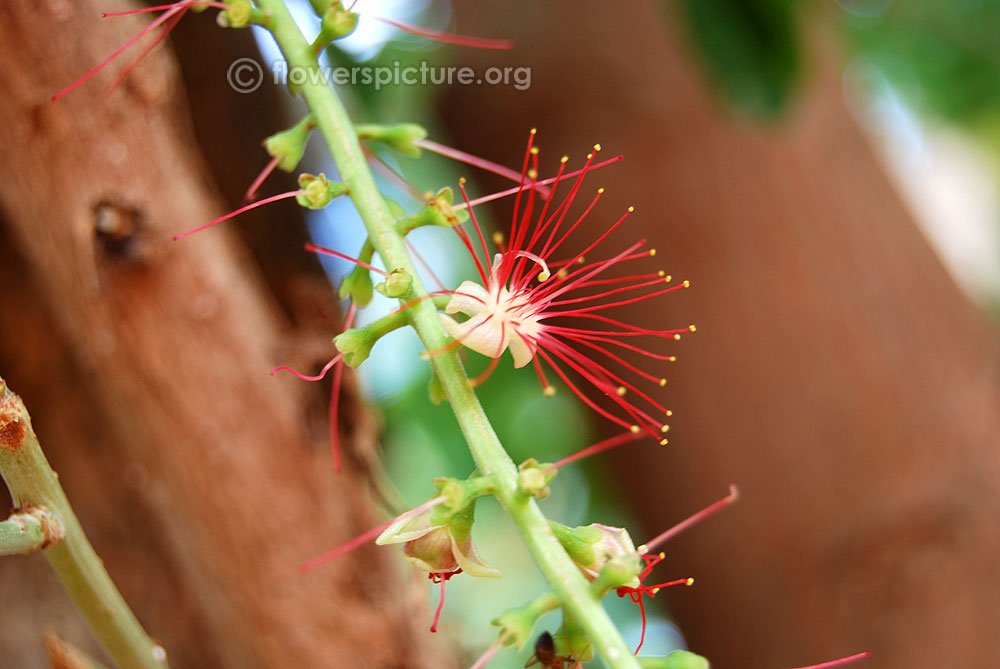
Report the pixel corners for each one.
[264,115,314,172]
[375,268,413,298]
[296,173,347,209]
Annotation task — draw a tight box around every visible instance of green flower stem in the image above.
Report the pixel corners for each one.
[255,3,640,666]
[0,507,57,556]
[0,379,168,669]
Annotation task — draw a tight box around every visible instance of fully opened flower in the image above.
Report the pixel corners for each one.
[439,133,693,442]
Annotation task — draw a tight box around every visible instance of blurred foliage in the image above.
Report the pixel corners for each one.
[673,0,1000,136]
[840,0,1000,130]
[673,0,804,118]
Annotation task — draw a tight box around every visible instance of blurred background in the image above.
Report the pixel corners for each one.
[1,1,999,667]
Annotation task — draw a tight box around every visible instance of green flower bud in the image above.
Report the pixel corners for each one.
[375,268,413,298]
[333,328,373,368]
[337,266,374,307]
[217,0,253,28]
[355,123,428,157]
[517,458,556,500]
[296,173,347,209]
[321,2,359,40]
[264,116,314,173]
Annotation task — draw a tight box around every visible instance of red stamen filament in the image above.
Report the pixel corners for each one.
[299,496,445,573]
[547,430,643,471]
[52,2,188,100]
[789,652,871,669]
[304,243,389,276]
[270,354,342,382]
[455,156,623,209]
[245,155,282,202]
[367,15,514,50]
[429,572,452,632]
[416,139,551,198]
[101,1,227,16]
[173,191,303,241]
[642,485,740,553]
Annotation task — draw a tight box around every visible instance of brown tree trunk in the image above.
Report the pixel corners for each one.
[444,2,1000,667]
[0,2,449,667]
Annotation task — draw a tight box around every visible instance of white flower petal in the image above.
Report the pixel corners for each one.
[376,508,440,545]
[507,332,537,369]
[451,536,502,578]
[439,313,509,360]
[445,281,490,316]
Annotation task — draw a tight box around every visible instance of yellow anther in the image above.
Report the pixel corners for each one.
[637,544,649,555]
[594,143,602,151]
[659,552,666,559]
[665,274,672,283]
[683,280,690,288]
[616,386,627,396]
[658,270,665,277]
[685,578,694,586]
[587,153,593,160]
[598,187,605,194]
[458,176,466,185]
[543,386,556,397]
[649,248,656,256]
[561,155,569,163]
[651,588,660,595]
[659,438,668,445]
[629,425,640,434]
[668,356,676,362]
[661,424,669,432]
[537,270,550,282]
[674,334,681,341]
[689,325,697,332]
[627,205,635,213]
[659,378,667,386]
[577,256,585,264]
[557,269,568,279]
[528,169,538,179]
[666,410,673,417]
[530,146,539,155]
[530,128,537,135]
[492,232,504,245]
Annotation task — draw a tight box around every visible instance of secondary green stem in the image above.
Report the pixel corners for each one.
[255,3,639,666]
[0,379,168,669]
[0,506,58,556]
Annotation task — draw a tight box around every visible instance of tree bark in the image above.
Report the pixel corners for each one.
[443,2,1000,668]
[0,2,448,667]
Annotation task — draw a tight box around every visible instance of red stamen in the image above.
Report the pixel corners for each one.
[416,139,551,198]
[269,354,342,382]
[429,572,451,632]
[52,3,185,100]
[789,652,871,669]
[642,485,740,553]
[101,1,227,16]
[104,5,189,95]
[547,430,643,471]
[300,496,445,573]
[305,243,389,276]
[369,15,514,50]
[245,155,281,202]
[328,303,356,473]
[456,156,623,209]
[468,636,505,669]
[173,190,303,240]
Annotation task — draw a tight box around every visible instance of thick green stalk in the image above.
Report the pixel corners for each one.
[255,3,640,666]
[0,379,168,669]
